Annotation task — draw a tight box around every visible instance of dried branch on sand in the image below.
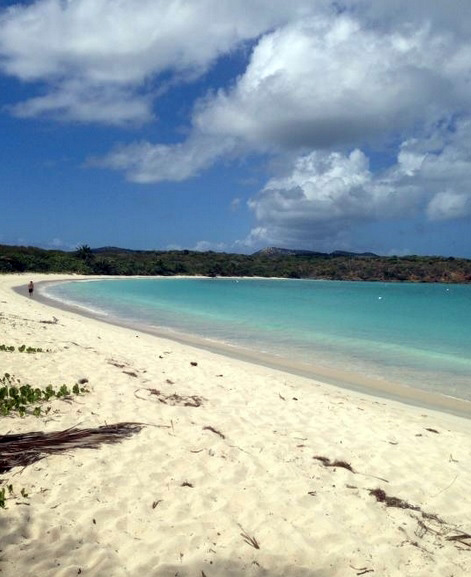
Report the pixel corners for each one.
[240,529,260,549]
[0,422,144,473]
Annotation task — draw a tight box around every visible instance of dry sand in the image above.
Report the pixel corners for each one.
[1,273,470,577]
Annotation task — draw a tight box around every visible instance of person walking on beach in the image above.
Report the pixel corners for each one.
[28,281,34,297]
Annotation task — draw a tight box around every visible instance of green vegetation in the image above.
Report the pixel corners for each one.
[0,344,49,353]
[0,484,29,509]
[0,373,88,417]
[1,244,470,283]
[0,370,90,509]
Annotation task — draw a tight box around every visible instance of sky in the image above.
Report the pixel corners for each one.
[0,0,470,257]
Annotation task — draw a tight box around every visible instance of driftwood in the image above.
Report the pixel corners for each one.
[0,422,144,473]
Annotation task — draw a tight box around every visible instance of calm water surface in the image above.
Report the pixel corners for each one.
[43,278,471,401]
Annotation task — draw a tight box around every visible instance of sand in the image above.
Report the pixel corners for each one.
[1,273,470,577]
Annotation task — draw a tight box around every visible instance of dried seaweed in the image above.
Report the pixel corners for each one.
[314,455,388,483]
[350,566,374,576]
[203,426,225,439]
[314,455,355,472]
[135,387,204,407]
[108,360,126,368]
[369,488,420,512]
[39,317,59,325]
[0,422,143,473]
[123,370,138,377]
[313,455,330,465]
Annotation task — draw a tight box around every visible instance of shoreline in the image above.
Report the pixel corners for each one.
[29,275,471,420]
[2,272,471,576]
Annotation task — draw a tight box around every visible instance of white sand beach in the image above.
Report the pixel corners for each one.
[1,273,470,577]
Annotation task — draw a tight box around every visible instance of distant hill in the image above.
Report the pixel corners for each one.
[92,246,141,254]
[254,247,379,258]
[0,243,470,283]
[331,250,379,258]
[254,247,327,257]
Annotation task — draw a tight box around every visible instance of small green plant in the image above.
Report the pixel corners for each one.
[0,484,30,509]
[0,343,50,353]
[0,373,88,417]
[0,344,15,352]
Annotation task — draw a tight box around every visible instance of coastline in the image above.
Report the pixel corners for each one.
[2,273,471,577]
[32,275,471,420]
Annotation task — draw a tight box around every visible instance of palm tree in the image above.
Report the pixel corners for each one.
[75,244,94,261]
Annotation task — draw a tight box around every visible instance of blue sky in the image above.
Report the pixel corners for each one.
[0,1,470,257]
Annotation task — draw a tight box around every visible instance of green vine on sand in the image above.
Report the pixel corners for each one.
[0,344,50,353]
[0,373,88,417]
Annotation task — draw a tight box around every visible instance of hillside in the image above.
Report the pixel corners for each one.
[0,244,470,283]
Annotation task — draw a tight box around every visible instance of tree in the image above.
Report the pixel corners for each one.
[75,244,93,260]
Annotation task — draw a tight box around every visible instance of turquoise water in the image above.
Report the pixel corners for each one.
[44,278,471,401]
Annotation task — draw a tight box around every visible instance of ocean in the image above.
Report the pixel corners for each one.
[43,277,471,403]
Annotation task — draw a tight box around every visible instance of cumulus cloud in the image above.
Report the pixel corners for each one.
[99,7,470,179]
[195,13,470,150]
[0,0,321,124]
[342,0,471,36]
[1,1,470,251]
[243,149,409,248]
[242,119,471,249]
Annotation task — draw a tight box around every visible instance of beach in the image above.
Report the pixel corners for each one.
[1,273,470,577]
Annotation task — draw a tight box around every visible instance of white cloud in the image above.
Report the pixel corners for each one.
[50,237,65,247]
[194,15,468,151]
[1,1,470,252]
[98,135,236,182]
[99,8,471,178]
[240,120,471,248]
[0,0,321,124]
[341,0,471,37]
[427,192,471,221]
[193,240,227,252]
[12,80,153,125]
[243,149,412,249]
[230,197,242,211]
[1,1,469,132]
[242,118,471,249]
